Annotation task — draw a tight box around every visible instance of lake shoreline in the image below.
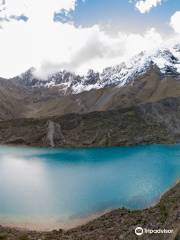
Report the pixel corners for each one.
[0,180,180,239]
[0,209,111,231]
[0,180,179,239]
[0,180,179,232]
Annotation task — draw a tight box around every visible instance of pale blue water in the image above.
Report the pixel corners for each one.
[0,145,179,223]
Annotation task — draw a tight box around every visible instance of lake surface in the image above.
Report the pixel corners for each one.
[0,145,179,228]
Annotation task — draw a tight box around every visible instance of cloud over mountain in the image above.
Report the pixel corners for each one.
[0,0,179,78]
[170,11,180,34]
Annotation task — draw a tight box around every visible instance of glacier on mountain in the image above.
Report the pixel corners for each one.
[17,44,180,95]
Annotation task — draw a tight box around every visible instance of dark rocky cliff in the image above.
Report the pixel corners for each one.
[0,97,180,147]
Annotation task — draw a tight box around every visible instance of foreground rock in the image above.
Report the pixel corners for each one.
[0,181,179,240]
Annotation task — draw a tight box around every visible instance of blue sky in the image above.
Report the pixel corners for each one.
[59,0,180,34]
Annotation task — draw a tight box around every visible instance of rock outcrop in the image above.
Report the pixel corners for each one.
[46,120,65,147]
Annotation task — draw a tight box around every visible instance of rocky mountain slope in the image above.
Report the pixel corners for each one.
[0,64,180,121]
[0,45,180,120]
[0,97,180,147]
[0,44,179,121]
[0,45,180,146]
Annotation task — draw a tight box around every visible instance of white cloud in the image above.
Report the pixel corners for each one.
[0,0,179,78]
[0,19,165,78]
[170,11,180,34]
[0,0,76,21]
[135,0,162,14]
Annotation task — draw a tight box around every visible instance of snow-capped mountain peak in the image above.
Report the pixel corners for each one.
[17,45,180,95]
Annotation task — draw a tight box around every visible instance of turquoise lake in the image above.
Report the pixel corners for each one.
[0,144,179,228]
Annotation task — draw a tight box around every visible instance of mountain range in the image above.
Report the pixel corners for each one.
[0,44,180,147]
[14,44,180,92]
